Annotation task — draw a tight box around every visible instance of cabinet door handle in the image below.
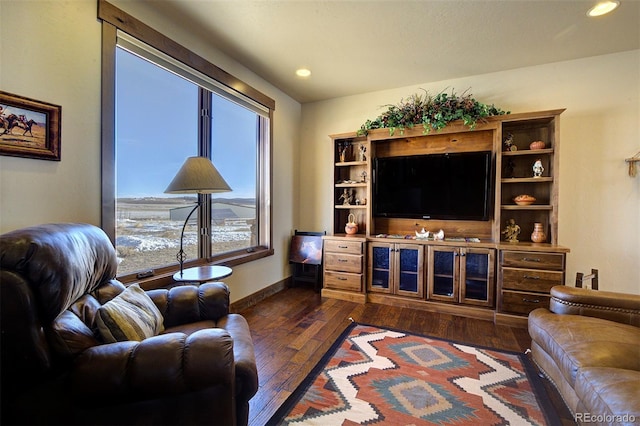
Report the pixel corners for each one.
[523,298,540,303]
[522,257,541,262]
[524,275,540,280]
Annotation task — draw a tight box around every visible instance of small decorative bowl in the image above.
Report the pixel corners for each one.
[529,141,546,150]
[514,194,536,205]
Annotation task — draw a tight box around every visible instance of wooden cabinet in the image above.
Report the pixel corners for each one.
[331,134,370,236]
[325,110,569,325]
[497,248,566,318]
[368,242,424,298]
[427,246,495,308]
[322,236,366,302]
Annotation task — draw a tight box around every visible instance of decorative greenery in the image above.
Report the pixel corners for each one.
[357,89,509,136]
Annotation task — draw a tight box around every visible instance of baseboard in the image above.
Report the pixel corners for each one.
[230,277,291,313]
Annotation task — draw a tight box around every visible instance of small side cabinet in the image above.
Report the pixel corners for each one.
[322,236,366,302]
[498,249,566,316]
[368,242,425,299]
[427,246,495,308]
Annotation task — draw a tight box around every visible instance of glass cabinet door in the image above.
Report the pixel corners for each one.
[460,248,495,307]
[368,243,392,293]
[428,247,459,302]
[396,244,424,298]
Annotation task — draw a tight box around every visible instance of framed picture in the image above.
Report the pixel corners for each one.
[0,91,61,161]
[289,235,323,265]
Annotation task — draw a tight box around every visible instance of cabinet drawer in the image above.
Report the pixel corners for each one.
[501,268,563,293]
[501,251,564,270]
[501,291,551,315]
[324,271,362,292]
[324,240,363,255]
[325,253,363,273]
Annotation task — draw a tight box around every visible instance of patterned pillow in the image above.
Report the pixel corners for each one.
[96,284,164,343]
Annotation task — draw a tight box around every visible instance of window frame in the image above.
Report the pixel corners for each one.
[99,0,274,284]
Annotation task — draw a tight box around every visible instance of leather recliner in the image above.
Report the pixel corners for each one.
[0,223,258,425]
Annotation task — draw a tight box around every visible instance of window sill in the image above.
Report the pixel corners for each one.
[118,245,274,290]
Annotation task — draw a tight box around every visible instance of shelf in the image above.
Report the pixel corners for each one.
[335,205,367,209]
[501,177,553,183]
[335,161,367,167]
[502,148,553,157]
[336,182,368,187]
[501,205,552,210]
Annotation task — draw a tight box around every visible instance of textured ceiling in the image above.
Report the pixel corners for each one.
[115,0,639,103]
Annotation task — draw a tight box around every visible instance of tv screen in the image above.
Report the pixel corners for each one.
[373,151,493,221]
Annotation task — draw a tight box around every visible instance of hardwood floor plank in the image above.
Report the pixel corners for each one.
[241,287,574,426]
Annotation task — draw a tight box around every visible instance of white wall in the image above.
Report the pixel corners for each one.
[0,0,302,302]
[300,50,640,295]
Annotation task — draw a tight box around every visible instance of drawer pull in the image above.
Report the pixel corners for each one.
[522,257,541,262]
[523,298,540,303]
[337,277,347,281]
[338,259,348,262]
[338,245,348,249]
[524,275,540,280]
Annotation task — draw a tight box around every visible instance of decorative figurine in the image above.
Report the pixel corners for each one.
[415,228,430,240]
[359,144,367,162]
[533,159,544,177]
[338,188,352,205]
[501,218,521,243]
[360,171,367,182]
[339,144,348,162]
[503,133,516,151]
[433,229,445,241]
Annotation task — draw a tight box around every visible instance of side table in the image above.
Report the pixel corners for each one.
[173,265,232,283]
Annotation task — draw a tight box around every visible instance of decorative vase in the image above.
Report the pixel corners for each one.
[529,140,546,150]
[345,213,358,235]
[531,223,546,243]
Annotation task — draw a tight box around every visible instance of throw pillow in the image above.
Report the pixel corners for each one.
[96,284,164,343]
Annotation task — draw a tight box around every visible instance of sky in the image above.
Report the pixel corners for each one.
[115,47,257,199]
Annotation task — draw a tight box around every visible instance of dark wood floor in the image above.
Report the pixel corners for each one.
[240,286,574,426]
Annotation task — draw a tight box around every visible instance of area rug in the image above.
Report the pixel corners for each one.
[267,322,559,426]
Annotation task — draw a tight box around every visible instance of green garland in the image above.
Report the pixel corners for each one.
[357,89,509,136]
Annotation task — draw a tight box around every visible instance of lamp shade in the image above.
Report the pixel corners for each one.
[164,156,232,194]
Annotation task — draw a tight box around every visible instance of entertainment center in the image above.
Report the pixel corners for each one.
[322,109,570,326]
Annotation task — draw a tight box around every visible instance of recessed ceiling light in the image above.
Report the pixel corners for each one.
[296,68,311,78]
[587,0,620,17]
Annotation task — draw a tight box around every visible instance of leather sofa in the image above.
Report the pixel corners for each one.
[0,223,258,425]
[529,286,640,424]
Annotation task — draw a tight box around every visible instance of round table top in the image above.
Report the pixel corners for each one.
[173,265,232,283]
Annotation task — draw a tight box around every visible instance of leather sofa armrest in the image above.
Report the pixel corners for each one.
[147,282,230,328]
[549,286,640,326]
[71,329,234,402]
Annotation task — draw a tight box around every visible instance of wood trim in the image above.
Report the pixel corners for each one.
[97,0,275,111]
[230,278,288,313]
[367,293,495,322]
[100,22,117,243]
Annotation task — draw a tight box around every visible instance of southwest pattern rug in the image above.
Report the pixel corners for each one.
[267,322,559,426]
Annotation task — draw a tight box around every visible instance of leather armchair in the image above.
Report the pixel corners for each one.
[0,223,258,425]
[529,286,640,422]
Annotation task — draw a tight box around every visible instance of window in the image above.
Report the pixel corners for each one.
[100,6,274,280]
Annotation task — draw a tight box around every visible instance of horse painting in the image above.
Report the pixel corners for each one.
[0,114,37,137]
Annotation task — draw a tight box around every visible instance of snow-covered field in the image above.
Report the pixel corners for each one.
[116,198,252,275]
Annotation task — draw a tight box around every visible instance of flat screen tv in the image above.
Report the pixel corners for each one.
[373,151,493,221]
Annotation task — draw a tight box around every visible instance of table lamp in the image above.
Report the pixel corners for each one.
[165,156,231,277]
